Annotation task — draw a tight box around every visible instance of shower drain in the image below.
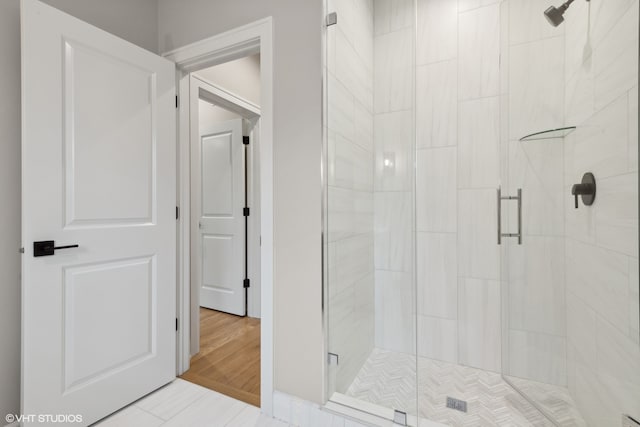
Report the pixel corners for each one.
[446,397,468,413]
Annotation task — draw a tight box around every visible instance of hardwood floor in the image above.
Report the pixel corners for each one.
[180,308,261,407]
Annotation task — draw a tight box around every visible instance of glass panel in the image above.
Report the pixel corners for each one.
[414,0,505,425]
[501,1,640,426]
[324,0,418,423]
[325,0,639,425]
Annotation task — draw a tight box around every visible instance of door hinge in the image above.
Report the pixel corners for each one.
[175,95,179,108]
[243,136,250,145]
[326,12,337,27]
[243,278,250,288]
[176,206,179,220]
[393,410,408,426]
[243,207,250,217]
[176,318,179,331]
[328,352,339,365]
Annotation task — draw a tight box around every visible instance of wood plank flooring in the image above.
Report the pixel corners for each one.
[180,308,261,407]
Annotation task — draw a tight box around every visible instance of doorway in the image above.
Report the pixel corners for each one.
[20,3,274,421]
[166,16,274,415]
[179,60,262,406]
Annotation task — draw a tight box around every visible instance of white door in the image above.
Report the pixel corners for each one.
[191,84,246,316]
[21,0,176,425]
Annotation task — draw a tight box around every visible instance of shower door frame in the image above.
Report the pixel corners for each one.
[320,1,421,425]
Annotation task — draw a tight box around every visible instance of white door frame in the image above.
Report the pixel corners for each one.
[163,17,274,416]
[189,74,262,355]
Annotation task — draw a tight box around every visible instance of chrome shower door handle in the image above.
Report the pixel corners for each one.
[497,187,523,245]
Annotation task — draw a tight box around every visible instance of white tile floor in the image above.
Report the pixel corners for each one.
[344,348,586,426]
[505,376,586,427]
[97,367,586,427]
[94,379,288,427]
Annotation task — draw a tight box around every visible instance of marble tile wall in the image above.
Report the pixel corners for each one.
[372,0,504,374]
[500,0,640,423]
[562,0,640,424]
[326,0,376,395]
[455,0,503,373]
[502,0,569,388]
[331,0,639,424]
[372,0,416,355]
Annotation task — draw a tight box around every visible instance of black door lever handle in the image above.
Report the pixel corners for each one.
[33,240,79,257]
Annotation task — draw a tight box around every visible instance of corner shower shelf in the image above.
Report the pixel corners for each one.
[519,126,576,141]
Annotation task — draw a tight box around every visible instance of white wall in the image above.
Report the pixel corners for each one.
[158,0,325,404]
[198,99,243,125]
[195,55,261,105]
[0,0,159,418]
[193,55,261,124]
[42,0,159,53]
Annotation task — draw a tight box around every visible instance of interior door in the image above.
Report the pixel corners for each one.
[191,82,246,316]
[21,0,176,424]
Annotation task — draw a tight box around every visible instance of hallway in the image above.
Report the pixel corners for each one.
[181,308,261,406]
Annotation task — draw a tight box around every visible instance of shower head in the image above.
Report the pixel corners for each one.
[544,0,576,27]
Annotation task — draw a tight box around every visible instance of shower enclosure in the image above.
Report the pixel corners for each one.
[323,0,639,426]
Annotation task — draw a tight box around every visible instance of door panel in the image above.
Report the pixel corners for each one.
[202,132,234,216]
[63,256,155,391]
[195,118,245,315]
[21,0,176,424]
[202,234,237,306]
[191,77,245,316]
[63,39,156,226]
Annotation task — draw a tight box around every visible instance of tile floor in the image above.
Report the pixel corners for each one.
[95,379,287,427]
[505,377,586,427]
[95,353,588,427]
[345,348,587,427]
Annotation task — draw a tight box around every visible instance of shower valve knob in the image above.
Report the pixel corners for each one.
[571,172,596,208]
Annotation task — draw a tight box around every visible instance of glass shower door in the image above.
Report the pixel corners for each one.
[325,0,639,425]
[323,0,418,424]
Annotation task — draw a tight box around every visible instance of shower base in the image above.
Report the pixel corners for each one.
[344,348,586,427]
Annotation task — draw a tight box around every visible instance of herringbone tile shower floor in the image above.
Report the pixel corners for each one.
[345,348,587,427]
